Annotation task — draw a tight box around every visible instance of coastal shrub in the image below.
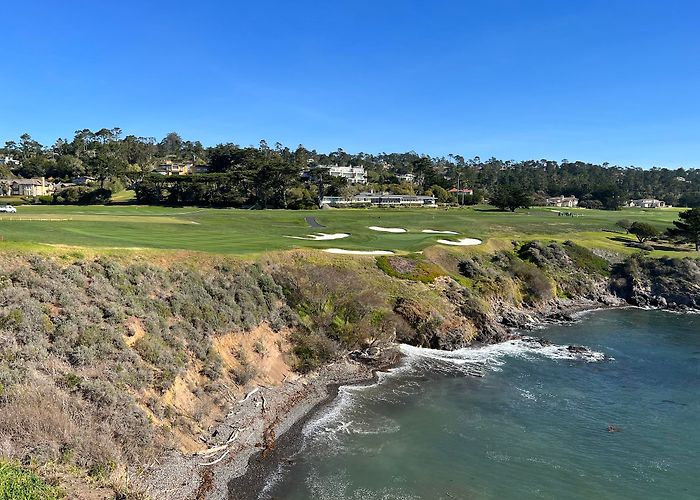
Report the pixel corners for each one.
[290,331,339,373]
[0,253,303,494]
[376,255,445,283]
[231,364,258,385]
[78,378,120,410]
[134,335,185,391]
[457,255,486,279]
[0,461,63,500]
[494,251,554,303]
[201,347,223,380]
[562,241,611,276]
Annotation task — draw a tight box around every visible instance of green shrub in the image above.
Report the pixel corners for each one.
[231,363,258,385]
[201,348,222,380]
[494,251,554,303]
[376,255,445,283]
[291,332,339,373]
[563,241,611,276]
[0,461,62,500]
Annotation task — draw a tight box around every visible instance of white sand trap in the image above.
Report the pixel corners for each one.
[422,229,459,235]
[324,248,395,255]
[437,237,482,246]
[286,233,350,241]
[368,226,406,233]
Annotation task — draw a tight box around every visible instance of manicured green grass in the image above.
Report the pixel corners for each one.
[0,461,62,500]
[0,204,693,257]
[0,197,28,206]
[110,189,136,203]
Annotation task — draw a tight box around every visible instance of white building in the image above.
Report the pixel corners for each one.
[321,192,436,207]
[324,164,367,184]
[546,195,579,208]
[0,156,20,167]
[396,173,416,183]
[629,198,666,208]
[154,163,193,176]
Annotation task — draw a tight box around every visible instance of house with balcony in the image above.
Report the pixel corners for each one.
[323,164,367,184]
[0,177,53,197]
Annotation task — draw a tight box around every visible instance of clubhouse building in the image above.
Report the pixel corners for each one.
[320,192,436,207]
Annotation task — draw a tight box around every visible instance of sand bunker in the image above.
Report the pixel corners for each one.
[368,226,407,233]
[323,248,395,255]
[436,237,482,246]
[422,229,459,234]
[286,233,349,241]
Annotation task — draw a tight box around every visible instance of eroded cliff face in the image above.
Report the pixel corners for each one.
[381,242,698,351]
[611,256,700,309]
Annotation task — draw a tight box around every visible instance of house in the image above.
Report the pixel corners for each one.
[71,176,96,185]
[0,177,54,197]
[323,164,367,184]
[629,198,666,208]
[448,188,474,196]
[0,156,20,168]
[192,165,210,174]
[154,163,193,176]
[546,195,579,208]
[53,182,76,192]
[320,192,436,207]
[397,173,416,183]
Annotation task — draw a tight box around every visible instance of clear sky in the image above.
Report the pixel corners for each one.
[2,0,699,168]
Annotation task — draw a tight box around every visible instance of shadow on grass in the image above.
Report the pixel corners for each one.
[650,243,692,252]
[606,236,692,253]
[607,236,636,244]
[473,208,508,213]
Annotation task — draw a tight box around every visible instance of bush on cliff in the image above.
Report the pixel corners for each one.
[0,461,62,500]
[0,255,295,492]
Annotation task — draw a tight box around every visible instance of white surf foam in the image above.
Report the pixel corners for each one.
[305,338,610,442]
[400,337,610,373]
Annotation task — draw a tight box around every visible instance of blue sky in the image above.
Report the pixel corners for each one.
[2,0,699,167]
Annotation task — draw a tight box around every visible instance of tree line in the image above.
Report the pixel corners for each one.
[2,128,700,209]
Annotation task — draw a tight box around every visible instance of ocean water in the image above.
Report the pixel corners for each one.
[263,309,700,500]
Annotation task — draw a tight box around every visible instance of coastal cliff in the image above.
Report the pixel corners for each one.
[0,244,697,498]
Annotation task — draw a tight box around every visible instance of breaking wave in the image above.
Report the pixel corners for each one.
[305,337,610,439]
[399,336,610,376]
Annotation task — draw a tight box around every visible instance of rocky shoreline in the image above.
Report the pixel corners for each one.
[214,299,623,499]
[139,293,699,500]
[226,359,398,500]
[137,348,400,500]
[225,302,700,500]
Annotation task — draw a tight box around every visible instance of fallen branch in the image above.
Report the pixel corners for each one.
[198,448,231,467]
[238,387,259,403]
[194,427,247,456]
